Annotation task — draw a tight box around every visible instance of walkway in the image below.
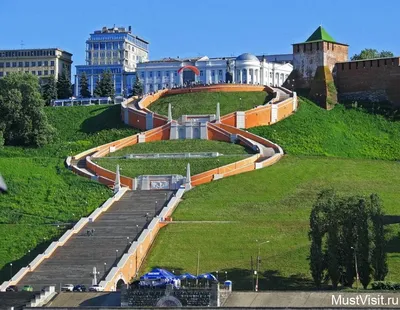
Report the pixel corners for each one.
[16,190,173,291]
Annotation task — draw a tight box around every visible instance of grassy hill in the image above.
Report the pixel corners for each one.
[96,140,253,177]
[141,98,400,290]
[149,91,270,118]
[0,105,137,282]
[250,98,400,160]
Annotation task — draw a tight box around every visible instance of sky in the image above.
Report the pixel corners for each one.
[1,0,399,75]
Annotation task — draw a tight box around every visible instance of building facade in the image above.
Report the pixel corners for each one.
[136,53,293,94]
[75,26,149,97]
[0,48,72,83]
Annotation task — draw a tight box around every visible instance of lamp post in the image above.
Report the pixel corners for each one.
[136,224,139,235]
[255,240,270,292]
[155,200,158,216]
[127,237,130,245]
[351,246,359,290]
[104,262,107,274]
[216,271,219,282]
[10,263,12,279]
[115,249,119,262]
[225,271,227,282]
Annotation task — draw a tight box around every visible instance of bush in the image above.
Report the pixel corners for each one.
[371,281,400,290]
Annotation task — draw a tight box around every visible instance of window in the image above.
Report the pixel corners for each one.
[149,72,153,77]
[25,71,29,74]
[6,62,10,68]
[37,71,42,76]
[174,72,177,76]
[44,70,48,75]
[38,61,42,66]
[18,62,23,67]
[218,70,223,76]
[296,45,300,53]
[211,70,215,77]
[165,71,169,76]
[12,62,17,67]
[141,72,144,78]
[158,83,162,89]
[32,71,36,75]
[157,71,161,77]
[200,70,204,77]
[0,72,3,77]
[25,62,29,67]
[50,61,54,66]
[44,61,48,66]
[31,61,36,66]
[0,63,3,68]
[50,70,54,75]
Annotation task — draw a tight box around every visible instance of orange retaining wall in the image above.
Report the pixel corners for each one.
[244,105,272,128]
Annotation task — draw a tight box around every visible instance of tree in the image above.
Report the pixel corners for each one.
[309,190,388,290]
[369,194,388,281]
[41,75,57,106]
[0,72,55,147]
[351,49,394,60]
[131,73,143,97]
[57,70,72,99]
[94,70,114,98]
[79,72,91,98]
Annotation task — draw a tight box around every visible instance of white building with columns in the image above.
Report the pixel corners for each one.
[136,53,293,94]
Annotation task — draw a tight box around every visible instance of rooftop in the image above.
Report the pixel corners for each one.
[305,26,336,43]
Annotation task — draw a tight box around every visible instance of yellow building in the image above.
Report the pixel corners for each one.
[0,48,73,83]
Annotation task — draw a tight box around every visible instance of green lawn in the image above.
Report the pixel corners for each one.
[149,91,270,118]
[97,139,253,177]
[106,139,254,157]
[0,105,138,282]
[141,156,400,290]
[250,98,400,161]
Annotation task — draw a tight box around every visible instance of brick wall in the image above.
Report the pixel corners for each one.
[335,57,400,107]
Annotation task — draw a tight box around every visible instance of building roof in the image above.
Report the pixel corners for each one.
[305,26,336,43]
[236,53,259,62]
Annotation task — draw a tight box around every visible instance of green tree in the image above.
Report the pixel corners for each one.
[79,72,91,98]
[0,73,54,147]
[41,75,58,106]
[351,49,394,60]
[356,198,371,289]
[131,73,143,97]
[326,204,341,289]
[94,70,114,98]
[369,194,388,281]
[57,70,72,99]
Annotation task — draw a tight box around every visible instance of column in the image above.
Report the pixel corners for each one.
[170,71,174,88]
[239,69,242,83]
[232,69,235,83]
[179,72,183,86]
[222,69,226,83]
[154,71,157,90]
[90,75,94,96]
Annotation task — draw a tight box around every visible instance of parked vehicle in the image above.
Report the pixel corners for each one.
[73,285,87,292]
[88,285,104,292]
[22,285,33,292]
[61,284,74,292]
[6,285,18,292]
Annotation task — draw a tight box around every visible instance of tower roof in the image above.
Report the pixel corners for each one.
[305,26,336,43]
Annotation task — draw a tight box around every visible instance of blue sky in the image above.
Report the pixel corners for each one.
[1,0,398,75]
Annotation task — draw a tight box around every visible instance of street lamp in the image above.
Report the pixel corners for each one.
[127,237,130,245]
[10,263,12,279]
[136,224,139,235]
[255,240,270,292]
[155,200,158,216]
[216,271,219,282]
[225,271,227,282]
[104,262,107,274]
[351,246,359,290]
[115,249,119,261]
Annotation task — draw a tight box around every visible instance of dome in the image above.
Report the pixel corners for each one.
[236,53,259,62]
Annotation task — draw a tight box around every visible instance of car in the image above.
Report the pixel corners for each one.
[88,285,104,292]
[61,284,74,292]
[22,285,33,292]
[73,285,87,292]
[6,285,18,292]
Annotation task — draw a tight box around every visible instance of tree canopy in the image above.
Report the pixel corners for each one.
[351,49,394,61]
[0,73,55,147]
[57,70,72,99]
[94,70,115,98]
[131,73,143,97]
[309,190,387,289]
[79,72,91,98]
[41,75,58,106]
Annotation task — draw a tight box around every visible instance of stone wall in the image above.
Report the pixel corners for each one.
[122,284,218,307]
[335,57,400,107]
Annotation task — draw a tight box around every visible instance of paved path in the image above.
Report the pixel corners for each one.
[17,190,174,291]
[46,292,121,307]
